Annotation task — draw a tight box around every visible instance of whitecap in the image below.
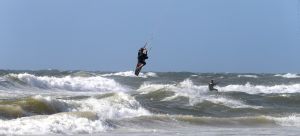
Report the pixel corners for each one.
[101,71,157,78]
[274,73,300,78]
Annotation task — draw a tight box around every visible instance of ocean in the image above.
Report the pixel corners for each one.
[0,70,300,135]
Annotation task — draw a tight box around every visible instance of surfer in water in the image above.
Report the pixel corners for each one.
[208,80,218,91]
[137,47,148,68]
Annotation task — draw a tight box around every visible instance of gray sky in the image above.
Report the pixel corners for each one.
[0,0,299,73]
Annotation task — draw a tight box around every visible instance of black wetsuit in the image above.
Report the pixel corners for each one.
[138,49,148,66]
[209,82,218,91]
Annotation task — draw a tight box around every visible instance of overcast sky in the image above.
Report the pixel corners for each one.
[0,0,299,73]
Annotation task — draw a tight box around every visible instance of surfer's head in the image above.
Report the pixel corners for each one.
[140,48,146,52]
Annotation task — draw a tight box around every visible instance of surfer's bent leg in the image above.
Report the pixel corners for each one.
[137,61,145,69]
[139,61,146,67]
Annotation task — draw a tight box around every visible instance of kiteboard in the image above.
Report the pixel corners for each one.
[135,63,143,76]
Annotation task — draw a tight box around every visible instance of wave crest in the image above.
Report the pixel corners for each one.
[8,73,127,92]
[237,75,258,78]
[221,82,300,94]
[101,71,157,78]
[275,73,300,78]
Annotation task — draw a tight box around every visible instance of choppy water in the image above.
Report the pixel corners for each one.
[0,70,300,135]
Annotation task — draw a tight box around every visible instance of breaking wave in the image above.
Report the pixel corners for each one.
[275,73,300,78]
[0,112,107,135]
[237,75,258,78]
[0,93,150,135]
[0,95,68,119]
[220,83,300,94]
[101,71,157,78]
[0,93,149,119]
[6,73,127,92]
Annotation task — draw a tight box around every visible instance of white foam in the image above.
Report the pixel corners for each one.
[0,77,7,82]
[0,93,150,135]
[275,73,300,78]
[220,83,300,94]
[270,114,300,127]
[9,73,127,92]
[69,93,150,119]
[138,83,177,94]
[0,113,107,135]
[101,71,157,78]
[237,75,258,78]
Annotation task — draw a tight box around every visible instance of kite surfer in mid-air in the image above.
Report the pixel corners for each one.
[135,43,149,76]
